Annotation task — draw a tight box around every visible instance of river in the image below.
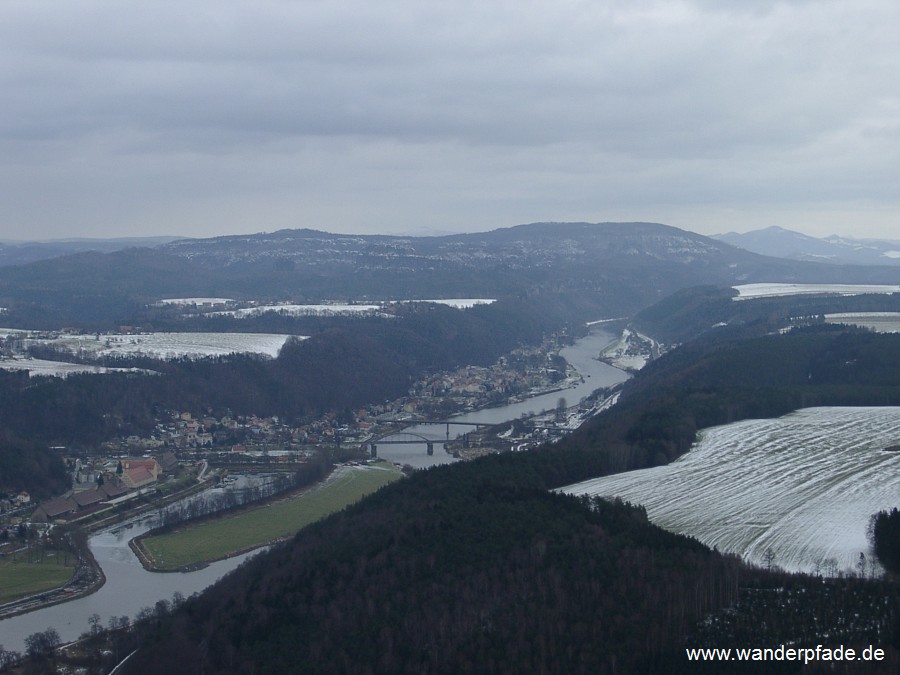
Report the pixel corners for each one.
[376,326,630,468]
[0,483,268,653]
[0,326,629,652]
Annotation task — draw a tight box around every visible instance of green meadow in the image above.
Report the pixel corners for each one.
[138,463,402,571]
[0,550,75,604]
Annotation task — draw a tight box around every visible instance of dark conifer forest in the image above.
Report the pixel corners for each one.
[872,509,900,575]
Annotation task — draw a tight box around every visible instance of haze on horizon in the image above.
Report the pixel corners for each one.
[2,1,898,243]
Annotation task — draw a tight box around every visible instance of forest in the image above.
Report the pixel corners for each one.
[872,509,900,575]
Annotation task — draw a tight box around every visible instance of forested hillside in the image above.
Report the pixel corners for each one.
[633,284,900,344]
[128,473,742,674]
[3,222,898,329]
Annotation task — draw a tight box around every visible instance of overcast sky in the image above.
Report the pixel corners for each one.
[1,0,898,241]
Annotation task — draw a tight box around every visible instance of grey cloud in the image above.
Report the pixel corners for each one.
[0,0,898,239]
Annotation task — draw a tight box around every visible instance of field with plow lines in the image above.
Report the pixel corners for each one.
[563,407,900,575]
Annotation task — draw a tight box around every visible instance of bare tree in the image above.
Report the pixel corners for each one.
[24,627,60,662]
[555,397,567,423]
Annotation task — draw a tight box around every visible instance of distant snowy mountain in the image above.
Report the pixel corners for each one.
[713,226,900,265]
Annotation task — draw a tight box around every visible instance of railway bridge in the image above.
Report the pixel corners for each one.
[365,419,492,457]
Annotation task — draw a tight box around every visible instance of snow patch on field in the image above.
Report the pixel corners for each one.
[825,312,900,333]
[562,407,900,576]
[0,357,154,378]
[157,298,234,306]
[732,283,900,300]
[208,298,496,318]
[418,298,496,308]
[597,328,657,371]
[28,332,300,360]
[212,304,384,318]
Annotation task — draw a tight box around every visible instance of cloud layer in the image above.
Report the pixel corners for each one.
[2,0,898,239]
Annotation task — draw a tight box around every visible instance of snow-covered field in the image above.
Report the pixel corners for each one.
[415,299,496,308]
[156,297,234,306]
[207,298,495,318]
[562,407,900,575]
[26,332,299,360]
[733,283,900,300]
[825,312,900,333]
[598,328,656,371]
[211,304,384,318]
[0,357,154,378]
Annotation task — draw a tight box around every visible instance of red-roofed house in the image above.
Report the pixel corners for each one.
[120,458,161,489]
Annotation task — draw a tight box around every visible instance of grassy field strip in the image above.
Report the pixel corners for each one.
[0,553,76,604]
[139,463,402,570]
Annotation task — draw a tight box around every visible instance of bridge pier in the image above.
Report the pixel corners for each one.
[370,444,377,458]
[426,442,434,456]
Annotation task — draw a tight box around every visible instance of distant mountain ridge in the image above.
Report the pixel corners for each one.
[159,221,739,270]
[0,236,184,268]
[1,221,898,329]
[713,225,900,266]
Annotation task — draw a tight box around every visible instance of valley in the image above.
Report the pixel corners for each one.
[0,222,898,672]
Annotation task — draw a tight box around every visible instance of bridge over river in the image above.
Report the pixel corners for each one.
[366,420,492,456]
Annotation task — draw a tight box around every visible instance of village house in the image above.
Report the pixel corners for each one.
[31,496,78,523]
[100,480,129,500]
[156,451,179,474]
[120,458,161,489]
[72,489,104,510]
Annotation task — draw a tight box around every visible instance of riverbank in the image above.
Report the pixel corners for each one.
[0,534,105,622]
[133,462,402,572]
[0,471,212,621]
[379,326,632,468]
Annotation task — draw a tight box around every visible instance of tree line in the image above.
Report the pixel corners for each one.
[871,508,900,575]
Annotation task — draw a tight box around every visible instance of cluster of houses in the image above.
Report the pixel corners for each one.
[107,411,297,453]
[411,361,566,409]
[408,342,572,413]
[1,490,32,512]
[30,453,179,524]
[97,340,576,458]
[111,403,408,460]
